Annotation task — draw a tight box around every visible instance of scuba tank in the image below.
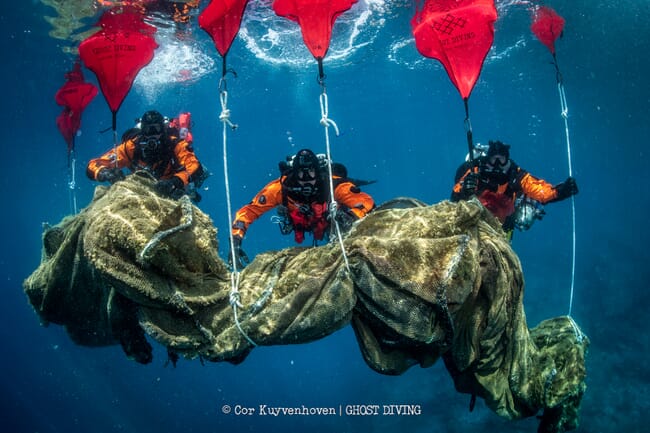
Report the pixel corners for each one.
[513,195,546,231]
[177,112,192,142]
[168,112,193,143]
[465,142,489,162]
[165,112,205,202]
[279,152,330,174]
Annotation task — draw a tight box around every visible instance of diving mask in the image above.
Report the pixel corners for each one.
[297,168,317,181]
[141,123,163,136]
[488,154,508,168]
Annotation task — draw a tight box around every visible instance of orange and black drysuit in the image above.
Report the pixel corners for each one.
[451,160,560,228]
[86,133,202,187]
[232,175,375,244]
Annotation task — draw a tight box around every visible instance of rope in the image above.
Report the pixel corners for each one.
[68,151,78,214]
[566,314,585,344]
[319,85,350,273]
[138,195,193,264]
[551,54,580,340]
[112,111,119,169]
[219,78,257,347]
[463,98,475,164]
[555,59,577,319]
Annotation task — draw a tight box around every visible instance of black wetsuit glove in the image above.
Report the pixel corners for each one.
[97,167,125,184]
[461,172,479,196]
[154,176,185,199]
[333,208,358,233]
[228,235,250,270]
[553,176,579,201]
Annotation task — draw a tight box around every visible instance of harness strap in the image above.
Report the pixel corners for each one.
[288,202,330,244]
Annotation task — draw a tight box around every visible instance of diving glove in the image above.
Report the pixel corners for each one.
[554,177,579,201]
[154,176,185,199]
[97,167,125,184]
[461,172,479,196]
[334,208,358,233]
[228,235,250,270]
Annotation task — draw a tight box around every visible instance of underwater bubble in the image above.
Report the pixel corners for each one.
[134,27,216,104]
[239,0,390,68]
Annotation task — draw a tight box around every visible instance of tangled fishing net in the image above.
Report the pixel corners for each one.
[24,173,588,432]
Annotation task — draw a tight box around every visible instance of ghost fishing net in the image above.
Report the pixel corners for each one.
[24,174,587,432]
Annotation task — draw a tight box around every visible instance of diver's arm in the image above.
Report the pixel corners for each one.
[86,140,133,180]
[451,166,479,201]
[333,180,375,219]
[171,139,201,186]
[519,172,559,204]
[232,179,284,238]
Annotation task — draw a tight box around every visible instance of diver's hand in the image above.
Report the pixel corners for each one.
[154,176,184,199]
[554,177,579,201]
[333,208,357,233]
[461,172,479,195]
[228,235,250,270]
[97,168,125,184]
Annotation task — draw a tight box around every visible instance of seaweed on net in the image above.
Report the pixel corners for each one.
[23,175,588,433]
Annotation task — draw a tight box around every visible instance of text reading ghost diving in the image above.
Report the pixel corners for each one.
[222,404,422,416]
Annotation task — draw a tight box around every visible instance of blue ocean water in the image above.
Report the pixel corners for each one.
[2,0,648,432]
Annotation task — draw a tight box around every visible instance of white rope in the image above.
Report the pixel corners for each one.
[566,314,585,344]
[68,152,78,214]
[219,84,257,347]
[319,90,350,272]
[558,81,577,319]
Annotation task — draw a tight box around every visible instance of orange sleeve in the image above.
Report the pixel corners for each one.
[451,166,477,200]
[519,172,558,204]
[170,139,201,185]
[232,179,284,238]
[334,180,375,219]
[452,171,469,194]
[86,140,135,180]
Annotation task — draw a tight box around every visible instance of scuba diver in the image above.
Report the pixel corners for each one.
[229,148,375,269]
[451,140,578,236]
[86,110,208,202]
